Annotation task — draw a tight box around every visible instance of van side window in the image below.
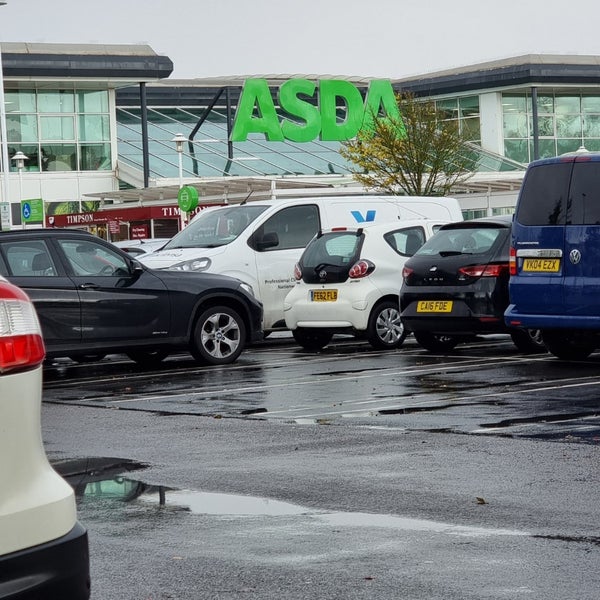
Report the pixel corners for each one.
[516,162,572,226]
[569,162,600,225]
[253,205,320,252]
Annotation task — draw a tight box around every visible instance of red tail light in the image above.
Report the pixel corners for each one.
[293,263,302,281]
[402,266,413,279]
[0,281,46,373]
[458,264,509,278]
[509,246,517,276]
[348,260,375,279]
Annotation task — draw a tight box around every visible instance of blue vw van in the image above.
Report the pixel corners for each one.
[505,149,600,359]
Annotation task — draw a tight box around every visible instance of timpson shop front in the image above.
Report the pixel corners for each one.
[45,204,202,241]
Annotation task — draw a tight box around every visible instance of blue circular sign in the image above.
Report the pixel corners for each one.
[22,202,31,219]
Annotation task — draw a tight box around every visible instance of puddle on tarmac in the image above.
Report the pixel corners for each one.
[65,458,527,538]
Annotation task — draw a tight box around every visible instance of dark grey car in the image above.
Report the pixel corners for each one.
[0,229,263,366]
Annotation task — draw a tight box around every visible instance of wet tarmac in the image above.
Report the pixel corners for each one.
[43,334,600,444]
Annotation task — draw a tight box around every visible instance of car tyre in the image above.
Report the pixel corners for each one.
[414,331,459,353]
[126,349,170,367]
[191,305,246,365]
[510,328,546,354]
[367,300,406,349]
[542,331,596,360]
[292,328,333,351]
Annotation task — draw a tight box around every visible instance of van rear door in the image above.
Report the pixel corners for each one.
[511,159,572,316]
[562,156,600,318]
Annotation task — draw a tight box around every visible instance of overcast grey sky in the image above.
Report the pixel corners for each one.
[2,0,599,79]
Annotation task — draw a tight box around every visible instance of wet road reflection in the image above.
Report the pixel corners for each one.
[43,335,600,444]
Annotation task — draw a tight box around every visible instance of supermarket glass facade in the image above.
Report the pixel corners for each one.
[5,87,111,173]
[115,90,522,182]
[503,91,600,163]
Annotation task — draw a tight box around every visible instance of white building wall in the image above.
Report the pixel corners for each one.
[4,172,118,204]
[479,92,504,155]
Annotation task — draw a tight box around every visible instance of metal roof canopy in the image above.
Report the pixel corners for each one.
[85,175,361,205]
[84,172,525,207]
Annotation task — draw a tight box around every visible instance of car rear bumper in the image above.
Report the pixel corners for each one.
[0,522,90,600]
[505,304,600,329]
[401,297,506,335]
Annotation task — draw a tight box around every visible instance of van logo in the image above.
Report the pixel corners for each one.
[429,266,438,272]
[569,249,582,265]
[351,210,376,223]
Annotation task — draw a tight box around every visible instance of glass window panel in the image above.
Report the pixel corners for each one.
[555,95,581,114]
[504,114,528,138]
[6,114,38,143]
[5,90,36,113]
[582,96,600,113]
[436,98,458,120]
[41,144,77,171]
[536,95,554,114]
[556,138,581,155]
[584,139,600,151]
[79,115,110,141]
[516,162,571,226]
[556,115,582,137]
[38,90,74,113]
[77,90,109,113]
[40,116,75,141]
[458,96,479,118]
[461,117,480,142]
[569,162,600,225]
[531,116,555,137]
[80,143,111,170]
[9,145,41,172]
[531,138,556,159]
[502,94,527,113]
[583,115,600,137]
[504,139,529,163]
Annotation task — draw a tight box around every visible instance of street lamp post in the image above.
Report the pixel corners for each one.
[11,151,27,228]
[172,133,187,230]
[172,132,186,188]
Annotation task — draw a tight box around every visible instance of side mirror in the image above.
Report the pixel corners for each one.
[130,259,144,274]
[256,231,279,251]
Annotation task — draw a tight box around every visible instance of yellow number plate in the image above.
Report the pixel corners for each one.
[522,258,560,272]
[416,300,453,313]
[311,289,338,302]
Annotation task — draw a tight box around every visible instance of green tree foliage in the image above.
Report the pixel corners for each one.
[339,92,474,196]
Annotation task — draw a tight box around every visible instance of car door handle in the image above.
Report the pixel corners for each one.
[79,283,100,290]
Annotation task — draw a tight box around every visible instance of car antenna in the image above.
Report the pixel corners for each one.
[240,191,253,205]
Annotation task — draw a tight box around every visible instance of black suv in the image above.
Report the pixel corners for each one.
[400,216,544,353]
[0,229,263,366]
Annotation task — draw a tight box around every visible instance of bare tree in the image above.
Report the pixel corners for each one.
[340,92,474,196]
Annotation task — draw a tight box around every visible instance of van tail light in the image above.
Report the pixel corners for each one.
[458,263,509,278]
[402,266,414,280]
[293,263,302,281]
[348,260,375,279]
[509,246,517,276]
[0,281,46,373]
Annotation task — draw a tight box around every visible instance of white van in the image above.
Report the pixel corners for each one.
[140,195,463,332]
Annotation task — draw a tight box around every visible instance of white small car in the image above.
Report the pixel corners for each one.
[0,276,90,598]
[284,220,446,350]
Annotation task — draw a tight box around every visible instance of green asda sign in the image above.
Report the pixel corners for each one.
[231,79,399,143]
[177,186,199,212]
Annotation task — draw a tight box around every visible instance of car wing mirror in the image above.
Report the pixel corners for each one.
[130,259,144,274]
[256,232,279,251]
